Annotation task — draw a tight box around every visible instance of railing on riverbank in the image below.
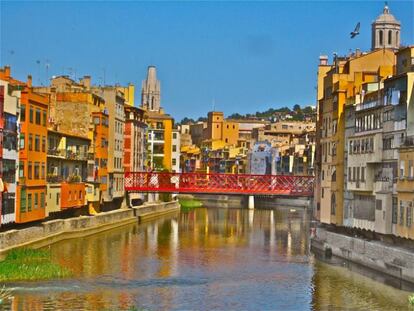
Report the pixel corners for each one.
[125,172,314,196]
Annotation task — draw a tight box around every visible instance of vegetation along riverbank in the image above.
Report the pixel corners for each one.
[0,248,72,282]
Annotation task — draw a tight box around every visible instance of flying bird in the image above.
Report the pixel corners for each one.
[350,22,360,38]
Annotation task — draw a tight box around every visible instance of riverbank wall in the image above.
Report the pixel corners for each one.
[133,201,180,222]
[311,227,414,285]
[0,200,180,255]
[194,194,311,209]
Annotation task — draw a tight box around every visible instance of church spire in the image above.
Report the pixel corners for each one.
[141,66,161,112]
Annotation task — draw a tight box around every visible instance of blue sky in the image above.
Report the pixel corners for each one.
[1,1,413,121]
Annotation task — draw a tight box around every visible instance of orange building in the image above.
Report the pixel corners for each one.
[17,76,49,223]
[92,111,109,192]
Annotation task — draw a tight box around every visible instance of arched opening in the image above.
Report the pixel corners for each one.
[379,30,383,45]
[396,31,399,46]
[388,30,392,45]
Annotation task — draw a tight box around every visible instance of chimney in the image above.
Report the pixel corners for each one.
[319,55,328,66]
[4,66,11,78]
[27,75,32,88]
[355,48,362,57]
[80,75,91,90]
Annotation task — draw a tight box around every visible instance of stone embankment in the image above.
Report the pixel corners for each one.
[311,227,414,285]
[0,201,180,255]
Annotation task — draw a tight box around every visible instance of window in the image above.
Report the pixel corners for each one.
[35,135,40,151]
[376,199,382,211]
[79,190,82,200]
[19,133,25,149]
[216,125,219,128]
[379,30,383,45]
[20,189,27,212]
[392,197,398,224]
[42,110,47,126]
[28,193,32,212]
[19,161,24,178]
[400,160,405,178]
[29,106,34,123]
[361,167,365,182]
[321,188,324,198]
[34,162,40,179]
[21,105,26,122]
[388,30,392,45]
[29,134,33,151]
[409,160,414,179]
[93,117,100,125]
[3,160,16,183]
[35,108,41,125]
[40,192,45,208]
[399,201,404,225]
[28,162,33,179]
[172,145,177,152]
[42,136,46,152]
[331,193,336,215]
[348,167,352,181]
[172,158,177,165]
[56,193,60,205]
[41,162,45,179]
[34,193,38,209]
[407,206,412,227]
[173,132,177,139]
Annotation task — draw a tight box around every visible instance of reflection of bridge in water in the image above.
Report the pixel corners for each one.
[124,172,314,196]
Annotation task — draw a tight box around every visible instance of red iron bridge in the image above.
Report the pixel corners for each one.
[124,172,314,196]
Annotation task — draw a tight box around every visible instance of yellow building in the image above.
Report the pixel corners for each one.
[146,111,174,171]
[317,49,395,226]
[206,111,239,145]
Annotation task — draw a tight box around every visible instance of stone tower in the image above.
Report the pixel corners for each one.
[371,3,401,51]
[141,66,161,112]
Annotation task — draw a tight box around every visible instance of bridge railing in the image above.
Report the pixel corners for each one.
[124,172,314,196]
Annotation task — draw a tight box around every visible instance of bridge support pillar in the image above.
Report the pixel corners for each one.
[248,195,255,209]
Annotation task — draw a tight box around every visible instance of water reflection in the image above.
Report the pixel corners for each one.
[1,208,410,311]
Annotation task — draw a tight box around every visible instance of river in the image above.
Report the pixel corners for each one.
[2,207,412,310]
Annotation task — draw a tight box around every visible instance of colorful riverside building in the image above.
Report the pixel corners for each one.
[90,111,109,213]
[0,67,21,225]
[35,76,108,214]
[124,105,147,206]
[316,49,395,226]
[0,78,4,225]
[315,4,414,242]
[315,4,400,227]
[46,130,89,217]
[17,76,49,223]
[91,86,125,208]
[1,67,49,224]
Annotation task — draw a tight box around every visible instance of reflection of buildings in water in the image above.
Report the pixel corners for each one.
[310,261,409,310]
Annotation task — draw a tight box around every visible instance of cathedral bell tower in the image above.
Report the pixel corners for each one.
[372,3,401,51]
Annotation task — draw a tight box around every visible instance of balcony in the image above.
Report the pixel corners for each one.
[355,100,381,112]
[403,137,414,147]
[47,174,63,183]
[374,180,393,193]
[66,150,88,161]
[47,148,65,158]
